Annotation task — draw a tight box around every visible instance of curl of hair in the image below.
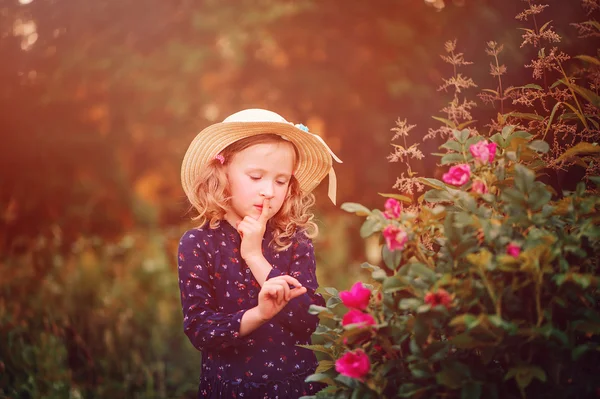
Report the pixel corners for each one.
[187,134,318,251]
[189,158,230,230]
[270,176,318,252]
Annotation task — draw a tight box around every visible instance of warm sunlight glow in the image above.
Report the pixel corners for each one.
[12,18,37,50]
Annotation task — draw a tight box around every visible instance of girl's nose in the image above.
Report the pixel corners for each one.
[260,182,275,198]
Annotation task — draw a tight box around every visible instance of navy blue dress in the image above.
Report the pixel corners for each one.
[177,220,326,398]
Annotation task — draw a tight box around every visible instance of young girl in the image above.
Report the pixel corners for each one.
[177,109,342,398]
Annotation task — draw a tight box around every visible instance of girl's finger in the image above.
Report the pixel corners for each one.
[289,286,307,300]
[258,198,271,224]
[269,284,283,306]
[268,279,291,301]
[272,275,303,289]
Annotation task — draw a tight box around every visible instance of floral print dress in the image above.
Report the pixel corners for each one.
[177,220,326,399]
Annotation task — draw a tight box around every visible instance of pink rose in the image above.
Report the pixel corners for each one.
[471,180,488,194]
[383,198,402,219]
[340,282,371,310]
[469,140,497,164]
[424,288,452,310]
[442,164,471,186]
[507,242,521,257]
[335,349,371,380]
[342,309,376,327]
[382,225,408,251]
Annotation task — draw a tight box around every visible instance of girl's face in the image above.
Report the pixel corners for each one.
[224,141,295,226]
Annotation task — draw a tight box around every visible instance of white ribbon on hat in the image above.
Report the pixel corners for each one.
[306,131,342,205]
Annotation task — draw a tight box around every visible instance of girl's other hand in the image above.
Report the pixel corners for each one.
[257,275,307,321]
[237,198,270,262]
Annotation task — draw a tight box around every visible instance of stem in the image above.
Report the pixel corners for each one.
[557,60,588,130]
[494,52,504,114]
[535,275,544,327]
[528,0,548,89]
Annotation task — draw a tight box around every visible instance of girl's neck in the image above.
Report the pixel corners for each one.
[223,211,242,229]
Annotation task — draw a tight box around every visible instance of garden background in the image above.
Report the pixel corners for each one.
[0,0,596,397]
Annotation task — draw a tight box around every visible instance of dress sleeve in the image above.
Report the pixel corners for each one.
[177,229,248,351]
[266,234,326,337]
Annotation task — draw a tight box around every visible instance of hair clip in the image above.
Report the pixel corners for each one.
[294,123,309,132]
[215,154,225,164]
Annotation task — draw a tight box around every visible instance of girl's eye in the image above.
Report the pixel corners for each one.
[249,176,261,181]
[276,180,288,186]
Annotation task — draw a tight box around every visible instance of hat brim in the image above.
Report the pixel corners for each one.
[181,121,333,201]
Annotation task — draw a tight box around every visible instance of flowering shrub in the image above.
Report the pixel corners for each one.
[302,2,600,398]
[303,127,600,398]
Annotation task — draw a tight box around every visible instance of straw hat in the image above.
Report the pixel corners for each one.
[181,108,342,204]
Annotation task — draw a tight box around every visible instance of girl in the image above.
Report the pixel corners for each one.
[177,109,342,398]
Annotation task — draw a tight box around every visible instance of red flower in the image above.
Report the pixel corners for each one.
[469,140,497,164]
[335,349,370,380]
[340,282,371,310]
[506,242,521,257]
[471,180,488,194]
[342,309,376,327]
[383,198,402,219]
[383,225,408,251]
[424,289,452,310]
[442,164,471,186]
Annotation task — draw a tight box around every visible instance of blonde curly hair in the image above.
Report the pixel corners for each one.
[188,134,318,251]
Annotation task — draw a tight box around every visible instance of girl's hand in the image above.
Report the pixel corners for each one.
[237,198,270,262]
[257,275,307,321]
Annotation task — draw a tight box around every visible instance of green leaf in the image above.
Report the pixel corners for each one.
[308,305,329,315]
[360,216,382,238]
[543,101,589,138]
[461,382,482,399]
[297,344,334,357]
[556,142,600,164]
[382,243,403,270]
[501,125,515,139]
[341,202,372,216]
[418,178,447,190]
[505,365,546,390]
[506,112,544,121]
[315,360,336,373]
[433,116,457,129]
[572,344,591,361]
[567,81,600,108]
[452,129,470,143]
[539,20,553,33]
[490,133,506,148]
[436,367,463,389]
[504,83,543,95]
[305,373,336,385]
[408,263,437,281]
[399,298,422,310]
[398,383,430,397]
[528,140,550,153]
[440,140,463,152]
[335,374,360,389]
[414,316,430,347]
[441,153,466,165]
[378,192,412,203]
[382,275,410,294]
[575,54,600,66]
[514,164,536,193]
[424,189,453,203]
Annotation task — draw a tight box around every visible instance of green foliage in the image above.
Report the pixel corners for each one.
[305,0,600,393]
[0,229,199,399]
[307,128,600,398]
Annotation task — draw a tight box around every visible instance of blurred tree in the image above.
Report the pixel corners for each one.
[0,0,591,252]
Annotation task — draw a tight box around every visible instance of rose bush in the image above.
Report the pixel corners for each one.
[301,127,600,399]
[301,2,600,397]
